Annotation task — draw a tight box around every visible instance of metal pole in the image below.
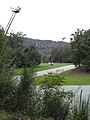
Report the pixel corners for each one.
[5,12,16,34]
[5,6,21,34]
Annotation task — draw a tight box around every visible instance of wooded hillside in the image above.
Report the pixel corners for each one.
[23,38,70,57]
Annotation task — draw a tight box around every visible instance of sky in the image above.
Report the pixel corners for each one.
[0,0,90,42]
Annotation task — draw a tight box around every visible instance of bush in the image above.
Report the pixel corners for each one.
[35,75,73,120]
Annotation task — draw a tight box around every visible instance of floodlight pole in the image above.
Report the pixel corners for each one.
[5,6,21,34]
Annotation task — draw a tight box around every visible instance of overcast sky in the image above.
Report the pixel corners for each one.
[0,0,90,42]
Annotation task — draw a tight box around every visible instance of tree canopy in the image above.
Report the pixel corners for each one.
[70,29,90,71]
[7,32,41,67]
[49,44,72,63]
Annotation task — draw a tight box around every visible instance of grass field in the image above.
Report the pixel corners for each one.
[62,71,90,85]
[14,63,72,75]
[35,70,90,85]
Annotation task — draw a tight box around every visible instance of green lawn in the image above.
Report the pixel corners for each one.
[14,63,72,75]
[35,70,90,85]
[35,63,72,71]
[62,71,90,85]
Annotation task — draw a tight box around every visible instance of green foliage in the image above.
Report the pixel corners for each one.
[41,91,71,120]
[70,29,90,71]
[36,72,90,85]
[7,31,25,67]
[16,45,41,67]
[8,32,24,49]
[70,29,83,67]
[0,27,37,118]
[61,46,72,63]
[40,74,65,89]
[24,45,41,66]
[0,111,10,120]
[8,32,41,68]
[0,26,10,72]
[41,54,48,63]
[12,67,36,117]
[49,44,72,63]
[0,67,37,118]
[0,26,16,111]
[36,75,73,120]
[36,83,90,120]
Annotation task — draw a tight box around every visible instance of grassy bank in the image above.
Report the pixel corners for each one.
[62,71,90,85]
[35,70,90,85]
[14,63,72,75]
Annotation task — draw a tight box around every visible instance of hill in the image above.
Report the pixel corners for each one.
[23,38,70,58]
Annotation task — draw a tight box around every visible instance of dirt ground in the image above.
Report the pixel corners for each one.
[70,68,90,76]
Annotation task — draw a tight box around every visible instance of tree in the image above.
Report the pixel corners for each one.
[41,53,48,63]
[49,44,72,63]
[25,45,41,66]
[0,26,16,111]
[70,29,84,67]
[8,32,41,68]
[0,27,37,118]
[80,30,90,71]
[70,29,90,71]
[14,45,41,67]
[49,47,62,62]
[61,45,72,63]
[7,31,25,67]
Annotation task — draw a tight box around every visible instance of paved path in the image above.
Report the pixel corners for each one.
[14,65,75,80]
[35,65,75,76]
